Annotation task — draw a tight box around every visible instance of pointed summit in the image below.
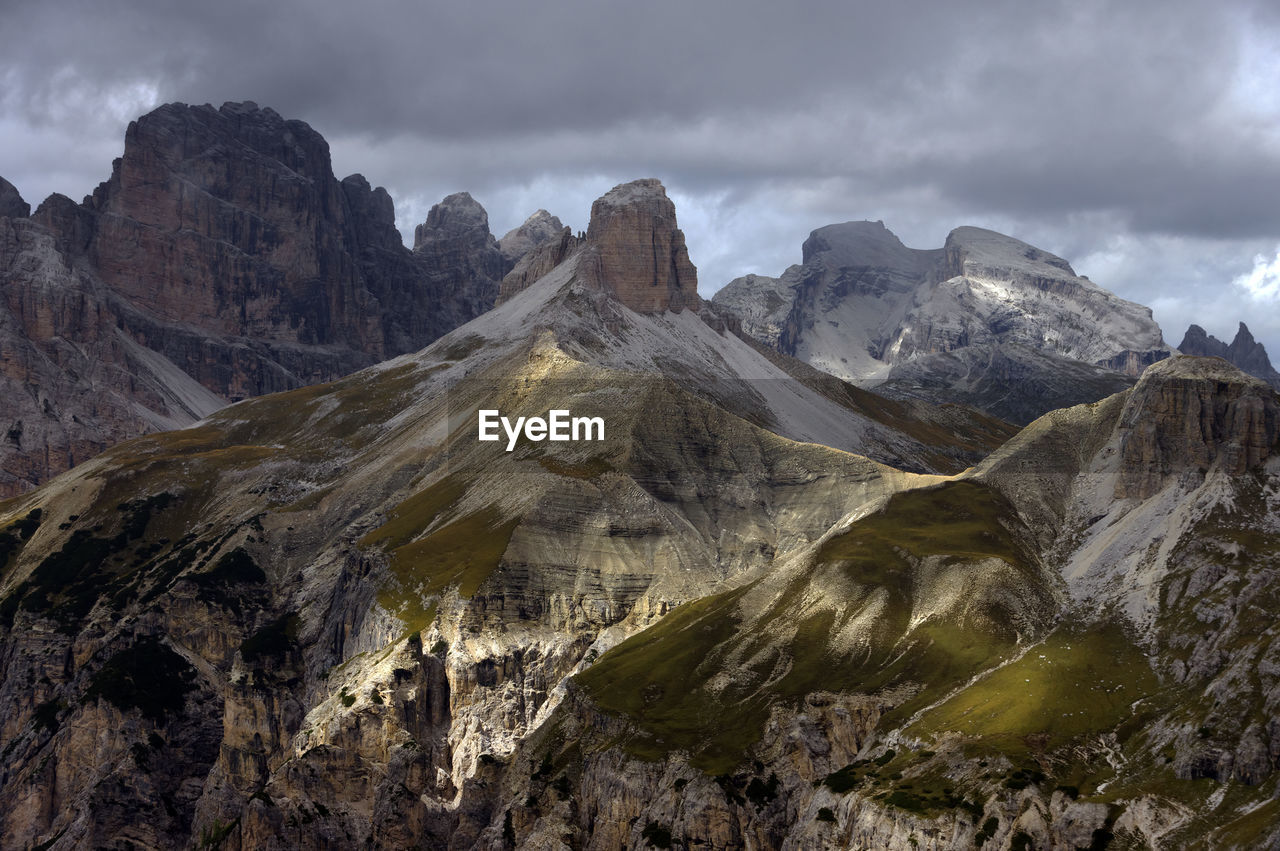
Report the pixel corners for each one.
[0,176,29,219]
[1177,321,1280,389]
[498,208,565,264]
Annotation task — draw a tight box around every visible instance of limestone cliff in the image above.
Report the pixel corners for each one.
[0,102,533,495]
[580,179,700,313]
[1114,355,1279,500]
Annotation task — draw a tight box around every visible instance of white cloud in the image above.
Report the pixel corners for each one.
[1234,245,1280,301]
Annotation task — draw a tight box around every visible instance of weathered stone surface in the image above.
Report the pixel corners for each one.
[580,179,700,313]
[497,226,583,305]
[498,208,565,265]
[0,177,29,219]
[1115,355,1280,499]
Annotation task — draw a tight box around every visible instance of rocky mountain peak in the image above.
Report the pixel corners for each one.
[1115,355,1280,499]
[1178,323,1219,354]
[498,208,565,263]
[1178,321,1280,389]
[582,178,699,313]
[0,176,29,219]
[413,191,493,250]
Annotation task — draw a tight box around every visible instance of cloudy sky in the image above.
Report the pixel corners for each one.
[4,0,1280,355]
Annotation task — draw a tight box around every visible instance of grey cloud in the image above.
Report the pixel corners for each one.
[3,0,1280,355]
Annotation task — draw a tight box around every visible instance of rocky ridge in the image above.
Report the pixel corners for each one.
[1179,322,1280,389]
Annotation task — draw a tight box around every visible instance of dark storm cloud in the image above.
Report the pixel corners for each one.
[3,0,1280,353]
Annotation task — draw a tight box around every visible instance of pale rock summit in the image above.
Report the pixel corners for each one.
[714,220,1173,423]
[498,209,565,264]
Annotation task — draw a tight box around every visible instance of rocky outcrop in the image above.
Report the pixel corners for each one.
[0,101,522,494]
[1114,355,1279,500]
[713,219,1171,422]
[496,226,583,305]
[580,179,700,313]
[1179,322,1280,389]
[498,209,565,265]
[0,177,29,219]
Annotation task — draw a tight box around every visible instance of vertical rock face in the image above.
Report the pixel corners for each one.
[0,101,528,494]
[1179,322,1280,389]
[411,192,507,311]
[582,179,700,313]
[0,177,29,219]
[1115,355,1280,499]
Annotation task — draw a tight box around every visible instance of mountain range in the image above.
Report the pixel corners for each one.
[0,101,562,498]
[1,103,1279,850]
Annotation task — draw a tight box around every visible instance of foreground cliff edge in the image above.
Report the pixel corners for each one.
[0,181,1277,850]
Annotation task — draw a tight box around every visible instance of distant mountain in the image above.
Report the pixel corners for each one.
[713,221,1172,423]
[1179,322,1280,389]
[0,101,562,496]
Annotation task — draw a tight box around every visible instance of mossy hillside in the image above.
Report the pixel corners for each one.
[198,362,430,451]
[576,480,1051,774]
[907,621,1162,762]
[1,494,182,630]
[816,480,1034,574]
[360,474,519,628]
[574,587,754,774]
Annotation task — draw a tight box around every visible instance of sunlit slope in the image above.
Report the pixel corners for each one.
[573,479,1060,774]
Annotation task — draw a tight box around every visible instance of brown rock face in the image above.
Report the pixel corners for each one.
[1115,355,1280,499]
[0,101,531,494]
[581,179,700,313]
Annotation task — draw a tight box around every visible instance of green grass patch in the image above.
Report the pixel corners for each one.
[908,621,1161,760]
[576,587,757,774]
[816,480,1030,573]
[576,479,1046,774]
[537,455,613,479]
[363,475,518,621]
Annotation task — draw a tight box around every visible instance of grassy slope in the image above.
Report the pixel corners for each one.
[576,479,1054,774]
